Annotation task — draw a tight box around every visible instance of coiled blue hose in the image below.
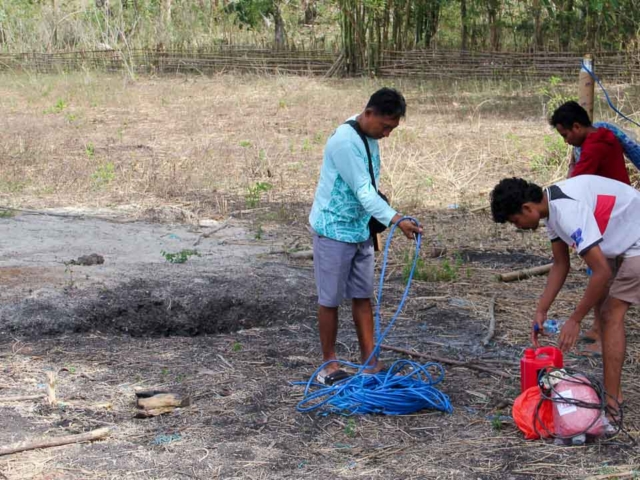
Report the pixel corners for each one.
[295,217,453,416]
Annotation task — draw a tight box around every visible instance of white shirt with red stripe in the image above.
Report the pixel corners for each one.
[545,175,640,258]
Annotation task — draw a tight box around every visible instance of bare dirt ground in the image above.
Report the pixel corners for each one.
[1,206,639,480]
[1,73,640,479]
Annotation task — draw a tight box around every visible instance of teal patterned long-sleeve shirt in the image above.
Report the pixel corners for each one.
[309,117,397,243]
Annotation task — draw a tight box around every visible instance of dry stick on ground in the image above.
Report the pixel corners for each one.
[482,295,497,346]
[0,206,134,224]
[380,345,512,378]
[288,250,313,259]
[192,220,231,247]
[412,296,449,302]
[0,427,111,457]
[46,371,57,407]
[0,395,45,402]
[498,263,553,282]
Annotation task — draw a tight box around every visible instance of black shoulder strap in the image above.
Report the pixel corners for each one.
[345,119,376,190]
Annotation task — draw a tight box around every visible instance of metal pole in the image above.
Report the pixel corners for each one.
[578,54,595,121]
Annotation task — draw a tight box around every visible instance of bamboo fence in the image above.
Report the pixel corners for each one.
[0,46,638,81]
[377,49,640,81]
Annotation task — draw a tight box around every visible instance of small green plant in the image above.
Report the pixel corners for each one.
[117,124,126,141]
[232,341,242,352]
[403,252,463,282]
[245,182,273,208]
[278,99,287,109]
[239,140,252,148]
[161,249,200,264]
[65,366,77,374]
[439,259,458,281]
[313,132,324,145]
[255,224,264,240]
[302,138,312,152]
[0,180,26,194]
[538,76,578,116]
[344,418,357,437]
[65,112,77,123]
[161,367,170,376]
[530,134,568,173]
[0,209,16,218]
[491,416,503,431]
[91,162,115,187]
[85,142,95,158]
[505,132,520,145]
[44,98,67,114]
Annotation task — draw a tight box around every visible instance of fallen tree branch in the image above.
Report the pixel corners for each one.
[482,295,497,346]
[380,344,511,378]
[498,263,553,282]
[0,427,111,457]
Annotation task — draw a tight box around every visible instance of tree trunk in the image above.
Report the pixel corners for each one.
[161,0,172,27]
[487,0,501,51]
[403,0,412,50]
[532,0,543,50]
[461,0,468,50]
[274,2,286,50]
[415,0,440,48]
[558,0,573,51]
[51,0,58,49]
[304,0,316,24]
[585,2,598,50]
[383,0,391,50]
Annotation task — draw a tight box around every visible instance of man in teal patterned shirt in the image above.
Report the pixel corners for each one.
[309,88,423,385]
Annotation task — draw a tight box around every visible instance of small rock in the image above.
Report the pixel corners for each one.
[69,254,105,266]
[199,219,220,228]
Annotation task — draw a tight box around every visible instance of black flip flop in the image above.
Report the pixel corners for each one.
[317,369,351,386]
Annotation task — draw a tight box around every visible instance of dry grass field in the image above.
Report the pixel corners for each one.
[2,72,616,213]
[1,71,640,479]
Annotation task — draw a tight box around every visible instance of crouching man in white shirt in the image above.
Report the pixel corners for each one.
[490,174,640,422]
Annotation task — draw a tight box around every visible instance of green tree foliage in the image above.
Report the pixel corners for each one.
[0,0,637,54]
[226,0,275,28]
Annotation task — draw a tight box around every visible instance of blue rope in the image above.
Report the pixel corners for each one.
[295,217,453,416]
[581,60,640,128]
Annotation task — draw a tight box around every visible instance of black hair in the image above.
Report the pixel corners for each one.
[549,101,592,129]
[490,178,543,223]
[366,87,407,118]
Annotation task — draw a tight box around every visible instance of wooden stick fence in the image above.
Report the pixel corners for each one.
[0,46,638,81]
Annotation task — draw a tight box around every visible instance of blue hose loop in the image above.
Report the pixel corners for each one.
[295,217,454,416]
[581,60,640,128]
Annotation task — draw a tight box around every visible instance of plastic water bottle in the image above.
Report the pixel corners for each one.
[543,319,561,334]
[536,319,564,335]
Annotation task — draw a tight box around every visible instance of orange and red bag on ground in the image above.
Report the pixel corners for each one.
[513,385,554,440]
[513,378,606,440]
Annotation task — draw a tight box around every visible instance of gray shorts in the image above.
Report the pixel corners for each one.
[312,234,374,308]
